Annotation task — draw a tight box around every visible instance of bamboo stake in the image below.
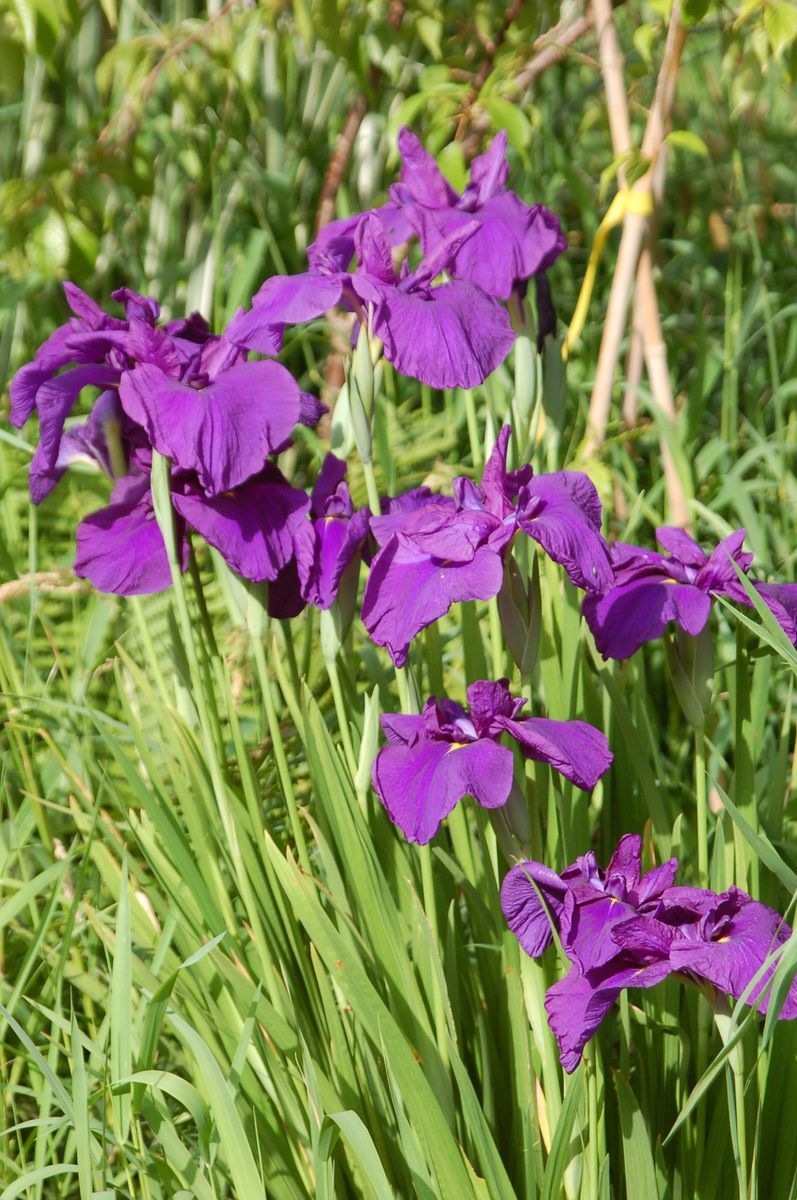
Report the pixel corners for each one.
[584,1,689,525]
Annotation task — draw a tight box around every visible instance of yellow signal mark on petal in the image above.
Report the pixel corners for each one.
[447,742,468,753]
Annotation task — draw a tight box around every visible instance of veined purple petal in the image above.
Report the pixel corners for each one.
[361,535,504,666]
[545,956,672,1074]
[496,715,612,790]
[414,197,566,301]
[518,472,612,593]
[582,577,712,660]
[110,286,160,324]
[559,888,639,973]
[299,506,370,609]
[172,477,309,583]
[266,557,306,619]
[310,201,418,271]
[372,735,513,843]
[654,526,706,568]
[310,455,348,516]
[697,529,753,594]
[74,476,181,596]
[368,495,455,549]
[31,388,121,503]
[754,582,797,644]
[64,282,125,328]
[33,363,120,474]
[395,127,457,209]
[119,359,300,495]
[480,425,533,517]
[298,390,327,429]
[227,273,346,354]
[466,678,526,731]
[380,712,427,747]
[357,276,514,389]
[467,131,509,204]
[10,321,86,426]
[670,890,797,1016]
[544,968,621,1074]
[605,834,643,892]
[500,860,568,957]
[354,216,396,283]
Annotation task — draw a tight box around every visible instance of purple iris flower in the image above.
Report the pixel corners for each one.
[390,128,567,301]
[294,455,370,610]
[12,283,326,601]
[74,472,186,596]
[74,462,311,598]
[361,426,612,666]
[227,216,515,390]
[9,284,153,503]
[119,333,302,496]
[583,526,797,661]
[349,215,515,388]
[307,198,415,275]
[502,834,797,1072]
[372,678,612,844]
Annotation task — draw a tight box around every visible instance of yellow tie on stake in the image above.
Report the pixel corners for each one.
[561,187,654,362]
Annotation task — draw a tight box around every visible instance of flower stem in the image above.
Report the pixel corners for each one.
[326,653,357,777]
[362,456,381,517]
[419,842,449,1068]
[694,724,708,886]
[586,1046,599,1200]
[252,632,311,874]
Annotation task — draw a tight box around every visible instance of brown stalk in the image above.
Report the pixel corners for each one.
[583,1,688,525]
[315,92,369,235]
[461,5,597,150]
[0,572,91,603]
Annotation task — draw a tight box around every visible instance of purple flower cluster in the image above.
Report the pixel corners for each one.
[226,128,565,388]
[372,678,612,844]
[502,834,797,1072]
[583,526,797,660]
[363,426,612,665]
[11,283,323,603]
[11,128,564,610]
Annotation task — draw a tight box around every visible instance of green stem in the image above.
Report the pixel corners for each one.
[252,634,311,874]
[733,1065,749,1200]
[395,663,420,714]
[488,596,504,680]
[362,457,381,517]
[695,725,708,887]
[279,618,302,696]
[463,389,483,471]
[419,843,449,1068]
[326,654,357,777]
[586,1047,599,1200]
[424,621,444,698]
[188,549,220,660]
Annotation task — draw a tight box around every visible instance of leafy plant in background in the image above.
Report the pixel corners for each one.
[3,3,797,1199]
